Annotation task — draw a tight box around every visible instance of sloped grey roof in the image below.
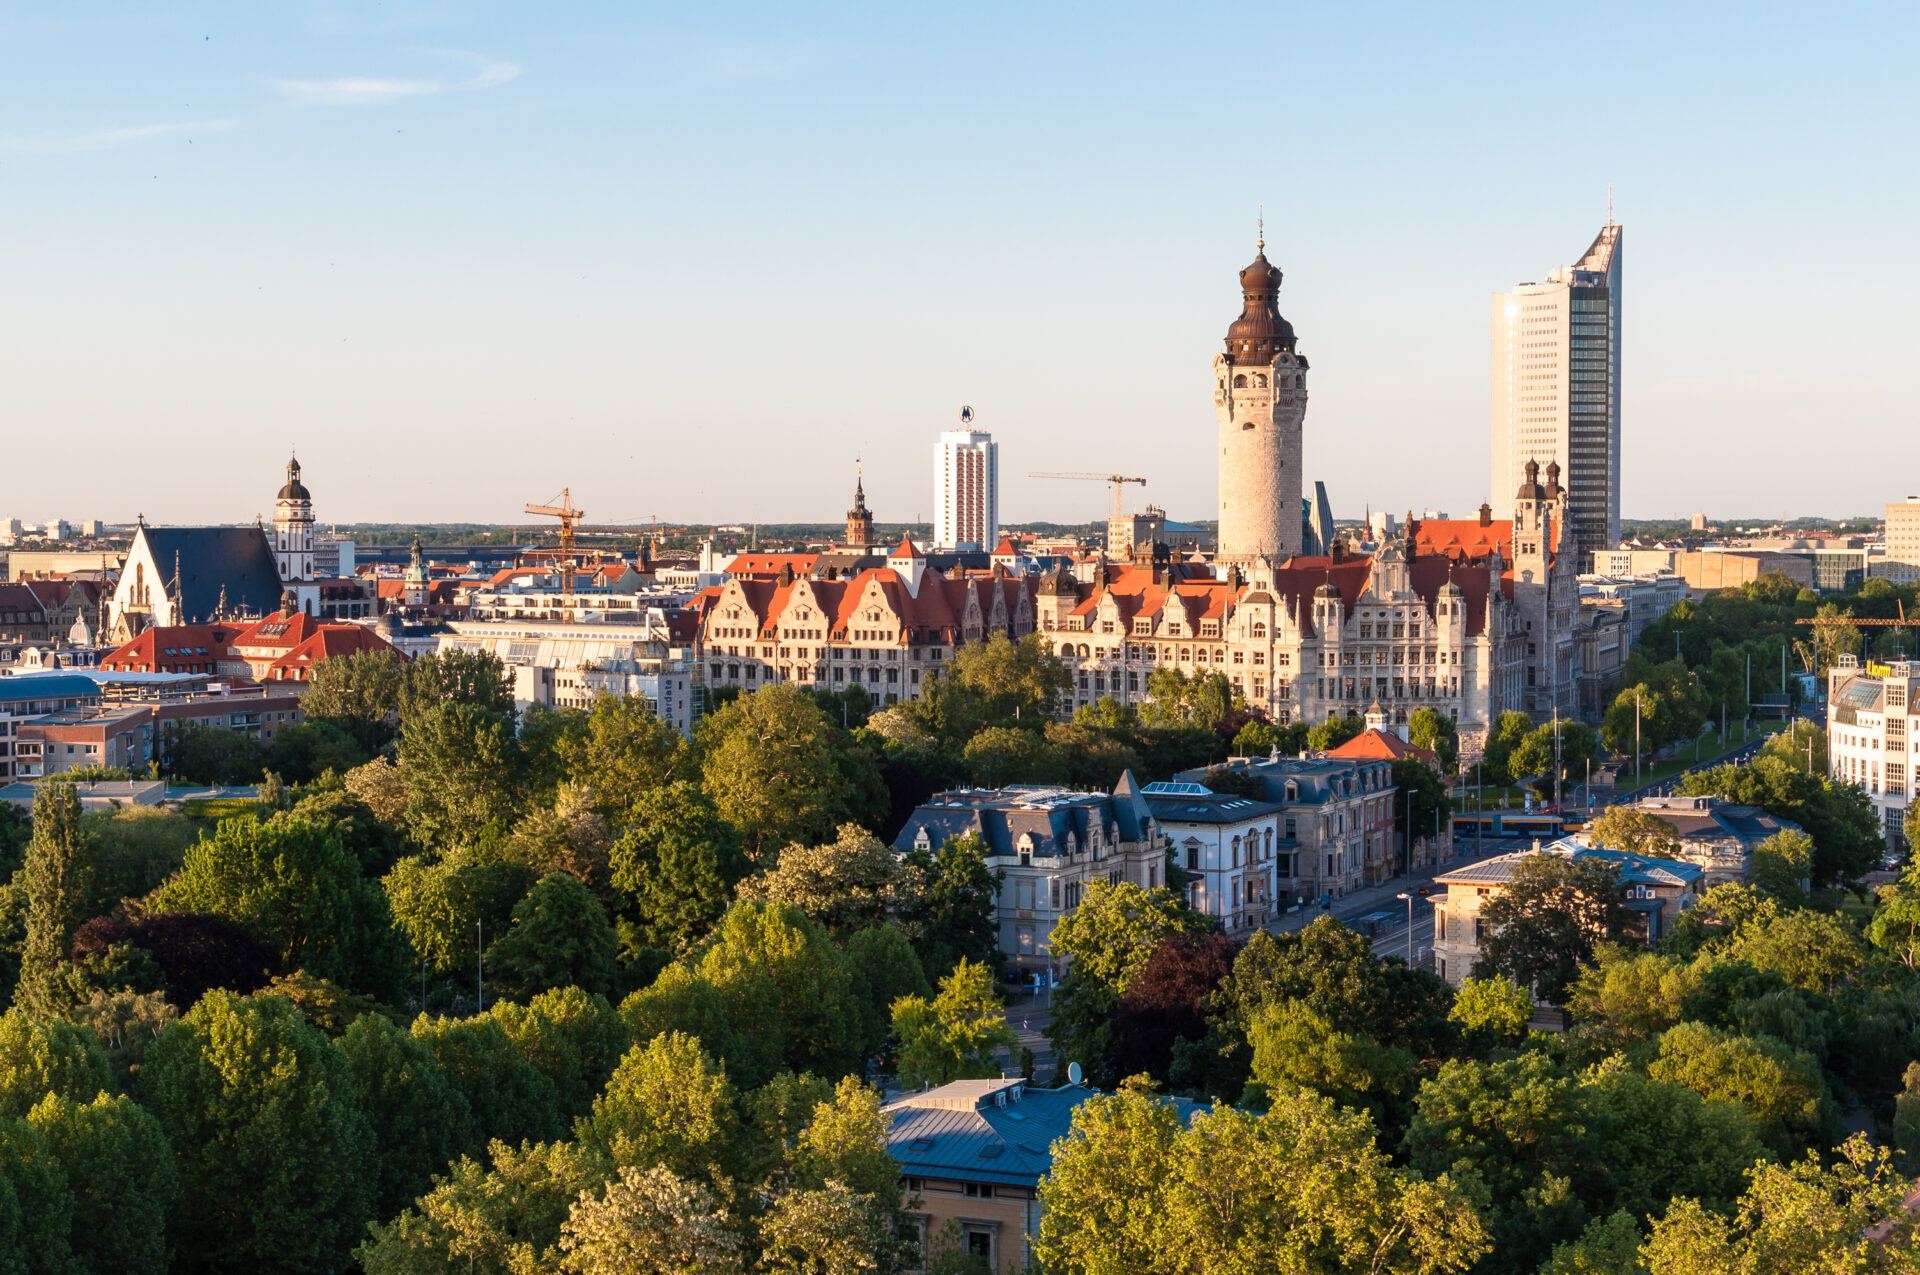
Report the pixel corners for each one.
[1437,841,1705,889]
[138,526,283,622]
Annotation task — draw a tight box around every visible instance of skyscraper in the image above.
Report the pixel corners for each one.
[934,418,997,551]
[1490,221,1622,572]
[1213,234,1307,563]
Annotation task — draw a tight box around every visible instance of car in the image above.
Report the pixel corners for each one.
[1415,885,1435,896]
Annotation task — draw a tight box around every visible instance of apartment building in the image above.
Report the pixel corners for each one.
[1828,654,1916,849]
[1139,782,1286,933]
[1175,753,1399,898]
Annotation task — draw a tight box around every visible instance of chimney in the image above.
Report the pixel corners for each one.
[1479,502,1493,528]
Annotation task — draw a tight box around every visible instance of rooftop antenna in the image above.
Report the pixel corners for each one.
[1607,185,1615,227]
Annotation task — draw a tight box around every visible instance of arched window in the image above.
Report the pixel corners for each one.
[1264,828,1273,858]
[1252,622,1266,638]
[1232,837,1241,867]
[1255,373,1268,388]
[1066,832,1078,856]
[1294,374,1304,388]
[1233,373,1247,388]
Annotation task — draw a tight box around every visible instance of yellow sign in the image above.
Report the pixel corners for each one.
[1867,662,1894,678]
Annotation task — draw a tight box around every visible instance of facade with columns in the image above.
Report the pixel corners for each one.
[1036,467,1581,751]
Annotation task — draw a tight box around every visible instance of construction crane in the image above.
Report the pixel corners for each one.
[525,488,584,622]
[1029,472,1148,520]
[1795,600,1910,664]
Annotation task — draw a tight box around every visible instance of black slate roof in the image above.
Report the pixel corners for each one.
[138,526,283,622]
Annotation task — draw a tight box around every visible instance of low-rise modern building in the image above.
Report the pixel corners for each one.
[890,775,1162,982]
[438,614,699,733]
[1828,655,1915,849]
[1430,842,1705,987]
[883,1078,1207,1275]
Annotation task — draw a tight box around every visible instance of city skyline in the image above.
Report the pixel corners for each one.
[2,3,1915,526]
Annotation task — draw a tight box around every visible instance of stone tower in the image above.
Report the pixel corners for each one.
[845,468,875,550]
[1213,232,1307,564]
[273,455,315,582]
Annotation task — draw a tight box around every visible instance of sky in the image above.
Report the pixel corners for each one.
[2,2,1915,529]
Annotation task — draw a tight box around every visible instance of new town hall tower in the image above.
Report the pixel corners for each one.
[1213,233,1306,563]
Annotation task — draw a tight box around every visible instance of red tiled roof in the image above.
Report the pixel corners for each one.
[1327,728,1441,768]
[725,553,820,578]
[100,623,246,673]
[263,627,401,681]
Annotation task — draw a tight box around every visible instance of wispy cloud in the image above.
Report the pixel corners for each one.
[0,118,236,154]
[271,50,519,106]
[706,41,830,83]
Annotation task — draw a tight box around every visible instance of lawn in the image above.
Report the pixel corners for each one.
[177,797,263,823]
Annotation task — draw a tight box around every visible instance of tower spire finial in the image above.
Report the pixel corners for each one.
[1257,205,1264,253]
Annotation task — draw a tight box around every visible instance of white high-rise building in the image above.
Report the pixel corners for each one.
[1491,221,1623,573]
[1887,497,1920,566]
[934,421,998,551]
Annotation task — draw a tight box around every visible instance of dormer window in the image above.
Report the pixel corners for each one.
[1284,781,1299,801]
[913,828,931,852]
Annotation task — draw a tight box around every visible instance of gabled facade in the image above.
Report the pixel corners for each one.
[1035,475,1581,750]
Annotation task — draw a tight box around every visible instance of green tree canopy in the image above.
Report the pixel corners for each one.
[395,700,523,850]
[410,1012,566,1155]
[16,781,92,1019]
[383,843,536,978]
[892,957,1016,1088]
[580,1030,740,1188]
[301,647,405,753]
[484,872,620,1001]
[150,815,410,1002]
[698,684,882,861]
[137,990,375,1274]
[900,832,1001,981]
[1472,853,1633,1004]
[739,822,914,940]
[1587,806,1683,860]
[607,781,747,955]
[557,691,695,821]
[0,1009,111,1120]
[28,1090,177,1275]
[487,985,629,1123]
[332,1012,476,1222]
[1646,1021,1836,1159]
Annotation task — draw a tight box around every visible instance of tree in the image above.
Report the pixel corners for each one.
[515,702,591,807]
[0,1009,111,1119]
[16,782,92,1018]
[333,1012,476,1222]
[900,832,1001,981]
[398,647,516,725]
[159,720,265,785]
[1473,853,1633,1004]
[69,912,278,1009]
[1450,976,1535,1052]
[558,1165,744,1275]
[282,786,409,877]
[252,968,393,1036]
[1483,710,1537,785]
[137,991,375,1274]
[698,684,881,860]
[1564,948,1696,1048]
[1407,708,1460,772]
[0,1117,79,1275]
[1249,999,1421,1127]
[1234,718,1308,760]
[1108,931,1239,1087]
[396,700,522,849]
[357,1138,609,1275]
[961,725,1064,787]
[1722,907,1866,994]
[1037,1082,1490,1275]
[1641,1135,1920,1274]
[892,958,1016,1088]
[302,647,405,754]
[488,986,629,1124]
[1049,880,1212,995]
[1510,721,1602,800]
[620,901,862,1090]
[262,720,368,785]
[1391,757,1453,870]
[557,692,695,820]
[150,815,409,1002]
[845,926,929,1065]
[898,632,1072,748]
[608,782,747,954]
[1870,863,1920,970]
[1747,829,1815,903]
[382,845,536,978]
[72,988,175,1087]
[1405,1054,1597,1273]
[28,1090,176,1275]
[580,1031,740,1187]
[411,1012,566,1155]
[1588,807,1683,860]
[1141,667,1239,731]
[1646,1021,1835,1158]
[1307,713,1364,751]
[1582,1060,1765,1225]
[759,1178,916,1275]
[504,783,614,890]
[484,873,620,1001]
[740,822,914,940]
[80,804,198,918]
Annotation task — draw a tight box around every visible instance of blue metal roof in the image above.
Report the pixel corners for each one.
[0,674,102,704]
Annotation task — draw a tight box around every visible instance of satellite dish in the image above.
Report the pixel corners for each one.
[958,405,974,424]
[1067,1061,1083,1086]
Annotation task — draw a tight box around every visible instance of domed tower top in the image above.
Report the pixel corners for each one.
[1516,458,1545,501]
[1223,225,1297,365]
[278,455,311,503]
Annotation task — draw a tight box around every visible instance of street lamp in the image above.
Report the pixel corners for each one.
[1395,891,1415,962]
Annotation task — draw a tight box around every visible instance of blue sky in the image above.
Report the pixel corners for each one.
[2,3,1914,527]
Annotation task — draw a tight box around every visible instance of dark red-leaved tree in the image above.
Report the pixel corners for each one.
[72,912,279,1009]
[1108,931,1240,1084]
